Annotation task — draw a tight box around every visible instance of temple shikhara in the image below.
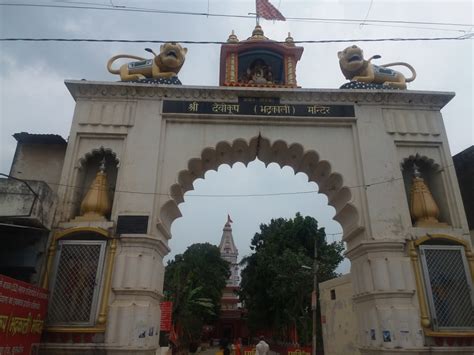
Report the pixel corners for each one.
[214,216,247,341]
[0,5,473,355]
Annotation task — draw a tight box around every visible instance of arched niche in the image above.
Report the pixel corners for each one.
[160,136,360,240]
[401,154,451,226]
[71,147,119,220]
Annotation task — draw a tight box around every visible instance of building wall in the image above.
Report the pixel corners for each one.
[320,274,360,355]
[10,143,66,192]
[453,146,474,244]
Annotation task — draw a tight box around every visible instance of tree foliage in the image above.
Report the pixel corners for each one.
[164,243,230,348]
[239,213,344,345]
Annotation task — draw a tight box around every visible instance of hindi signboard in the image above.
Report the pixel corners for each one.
[0,274,48,355]
[162,100,355,118]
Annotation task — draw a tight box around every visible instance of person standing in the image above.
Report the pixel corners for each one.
[255,336,269,355]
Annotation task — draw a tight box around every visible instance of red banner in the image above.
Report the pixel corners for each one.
[0,274,48,355]
[256,0,286,21]
[159,301,172,332]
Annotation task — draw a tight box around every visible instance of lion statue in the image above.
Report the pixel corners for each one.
[107,42,188,82]
[338,45,416,89]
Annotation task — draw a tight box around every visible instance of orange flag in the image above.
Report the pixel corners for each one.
[256,0,286,21]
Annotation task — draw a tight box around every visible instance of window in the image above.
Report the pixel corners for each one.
[48,240,107,326]
[419,245,474,330]
[330,289,336,300]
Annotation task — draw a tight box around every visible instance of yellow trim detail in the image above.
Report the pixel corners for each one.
[41,227,116,332]
[41,238,57,289]
[410,234,474,336]
[423,330,474,338]
[55,226,111,240]
[414,233,469,248]
[42,227,111,288]
[97,238,117,325]
[409,241,431,329]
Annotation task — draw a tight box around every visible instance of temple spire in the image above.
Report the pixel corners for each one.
[219,215,240,287]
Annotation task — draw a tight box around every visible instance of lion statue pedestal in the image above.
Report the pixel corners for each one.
[338,45,416,90]
[107,42,187,85]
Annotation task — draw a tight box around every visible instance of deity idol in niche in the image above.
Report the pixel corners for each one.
[243,59,274,84]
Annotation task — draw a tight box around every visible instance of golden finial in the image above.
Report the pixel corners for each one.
[249,25,267,40]
[409,163,447,227]
[285,32,295,46]
[227,30,239,43]
[77,158,111,221]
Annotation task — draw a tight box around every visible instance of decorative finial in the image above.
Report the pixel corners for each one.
[412,163,421,178]
[409,162,448,228]
[285,32,295,46]
[74,160,111,221]
[99,157,106,173]
[224,214,234,228]
[227,30,239,43]
[249,24,267,40]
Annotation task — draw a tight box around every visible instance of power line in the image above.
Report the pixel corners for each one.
[1,35,472,44]
[0,2,254,18]
[1,163,454,199]
[1,2,473,28]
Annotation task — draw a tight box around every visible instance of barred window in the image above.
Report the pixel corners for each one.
[48,240,107,326]
[419,245,474,331]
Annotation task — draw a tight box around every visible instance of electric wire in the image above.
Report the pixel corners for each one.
[0,163,455,199]
[1,2,473,29]
[1,35,472,44]
[360,0,374,28]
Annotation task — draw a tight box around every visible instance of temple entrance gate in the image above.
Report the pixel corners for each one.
[40,80,472,355]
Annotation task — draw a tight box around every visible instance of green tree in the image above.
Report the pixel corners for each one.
[164,243,230,350]
[239,213,344,346]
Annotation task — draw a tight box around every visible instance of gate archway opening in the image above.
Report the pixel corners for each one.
[167,157,349,273]
[160,135,361,251]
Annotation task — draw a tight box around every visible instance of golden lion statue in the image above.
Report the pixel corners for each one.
[107,42,187,81]
[338,45,416,89]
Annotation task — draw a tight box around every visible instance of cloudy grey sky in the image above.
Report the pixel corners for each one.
[1,1,472,273]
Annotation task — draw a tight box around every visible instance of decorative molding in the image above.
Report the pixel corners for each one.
[119,235,170,256]
[414,233,470,248]
[345,239,406,260]
[54,226,112,240]
[65,80,454,108]
[45,326,106,333]
[383,109,441,136]
[77,100,137,127]
[112,287,164,301]
[352,290,415,303]
[156,219,172,240]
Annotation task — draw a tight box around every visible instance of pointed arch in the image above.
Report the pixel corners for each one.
[159,135,361,239]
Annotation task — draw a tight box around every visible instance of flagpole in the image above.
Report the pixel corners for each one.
[255,0,259,25]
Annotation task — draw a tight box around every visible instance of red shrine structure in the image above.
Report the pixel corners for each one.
[219,25,304,88]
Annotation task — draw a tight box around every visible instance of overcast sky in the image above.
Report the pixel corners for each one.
[1,1,472,274]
